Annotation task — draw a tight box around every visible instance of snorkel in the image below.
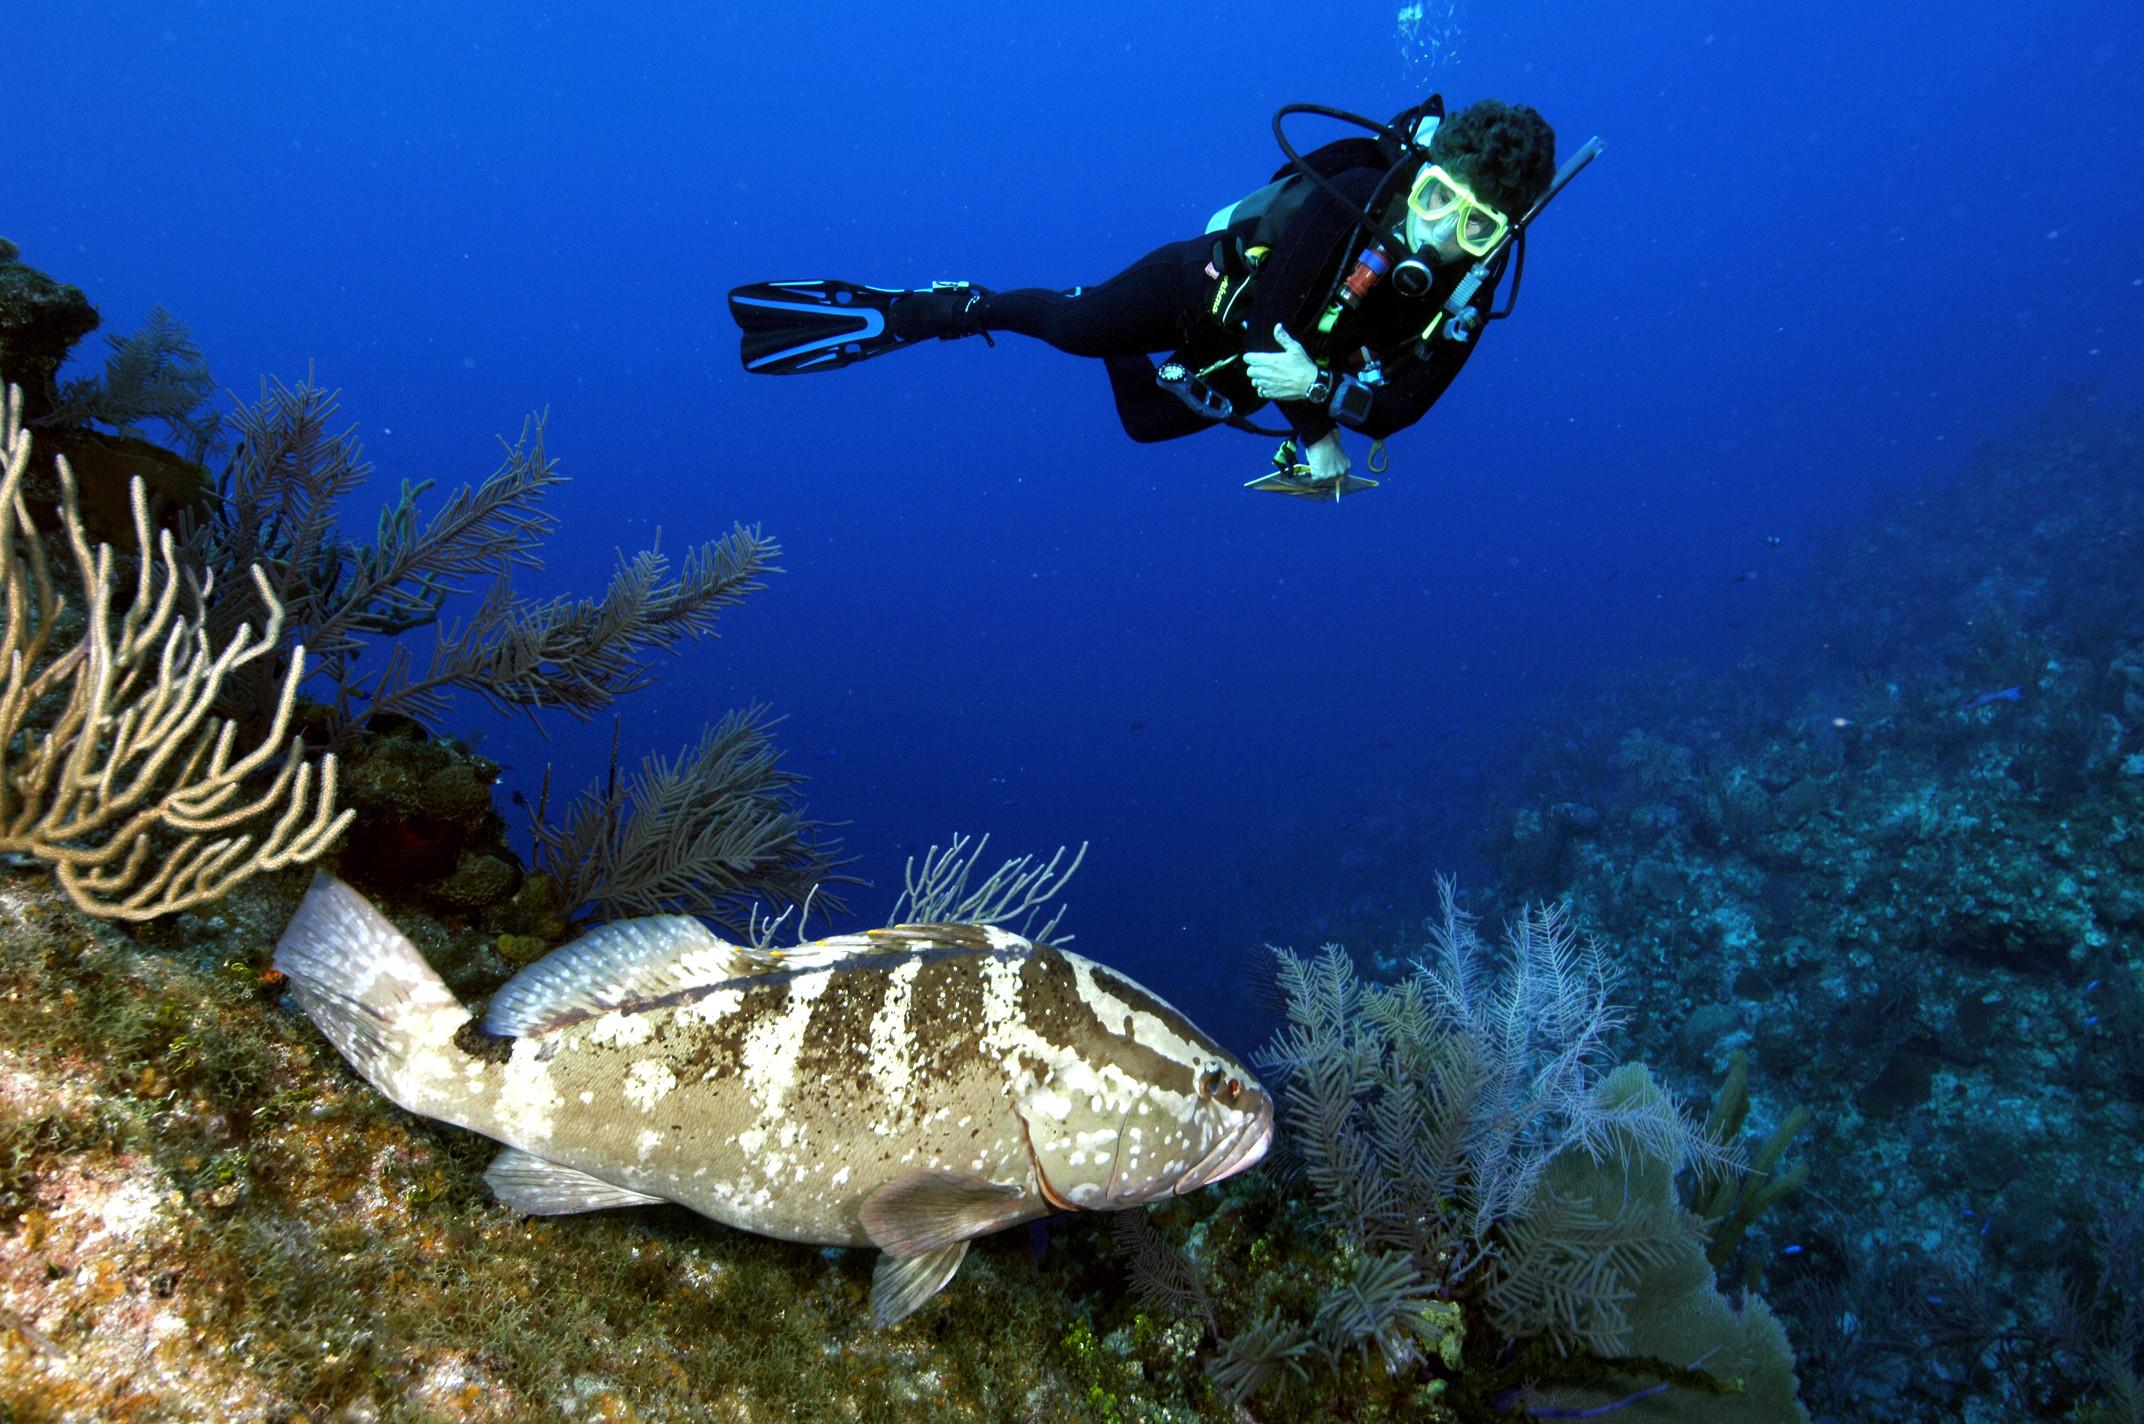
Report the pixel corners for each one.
[1239,99,1602,498]
[1269,99,1603,342]
[1429,133,1605,344]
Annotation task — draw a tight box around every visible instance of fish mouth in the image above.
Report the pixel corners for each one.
[1173,1113,1273,1195]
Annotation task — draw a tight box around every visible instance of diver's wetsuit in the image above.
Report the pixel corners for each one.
[969,144,1496,446]
[975,239,1221,443]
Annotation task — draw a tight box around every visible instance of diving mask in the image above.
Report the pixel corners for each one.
[1407,164,1509,257]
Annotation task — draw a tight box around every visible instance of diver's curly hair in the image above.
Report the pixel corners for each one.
[1430,99,1557,216]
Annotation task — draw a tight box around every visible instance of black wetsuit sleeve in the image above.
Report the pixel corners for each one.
[1246,168,1387,447]
[1353,324,1485,439]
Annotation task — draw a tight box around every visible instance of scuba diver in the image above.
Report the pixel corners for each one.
[729,97,1599,499]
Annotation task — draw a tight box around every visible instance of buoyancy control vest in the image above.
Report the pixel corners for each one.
[1159,114,1438,428]
[1160,96,1604,449]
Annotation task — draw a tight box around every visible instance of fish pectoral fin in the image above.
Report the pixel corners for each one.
[484,1147,666,1215]
[858,1170,1031,1256]
[871,1241,969,1329]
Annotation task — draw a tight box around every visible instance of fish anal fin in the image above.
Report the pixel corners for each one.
[858,1170,1033,1257]
[872,1241,969,1328]
[485,1147,665,1215]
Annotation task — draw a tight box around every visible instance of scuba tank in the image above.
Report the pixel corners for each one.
[1206,177,1293,239]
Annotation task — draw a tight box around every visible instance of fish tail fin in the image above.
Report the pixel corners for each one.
[273,871,474,1113]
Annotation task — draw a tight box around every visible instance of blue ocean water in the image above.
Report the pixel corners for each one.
[6,0,2140,1046]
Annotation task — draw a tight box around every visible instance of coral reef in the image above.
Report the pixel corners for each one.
[331,717,530,933]
[1487,393,2144,1419]
[39,305,222,464]
[1209,899,1806,1420]
[0,386,350,920]
[44,256,2144,1422]
[1,244,212,546]
[0,239,99,424]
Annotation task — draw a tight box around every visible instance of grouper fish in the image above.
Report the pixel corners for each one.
[272,873,1272,1325]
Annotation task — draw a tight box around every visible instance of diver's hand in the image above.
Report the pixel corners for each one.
[1244,324,1319,401]
[1302,431,1351,484]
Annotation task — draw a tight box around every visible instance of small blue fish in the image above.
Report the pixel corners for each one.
[1955,685,2022,712]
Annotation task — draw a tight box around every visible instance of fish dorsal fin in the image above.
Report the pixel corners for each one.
[483,920,1032,1037]
[723,924,1021,976]
[738,931,896,972]
[874,922,1030,953]
[482,916,753,1037]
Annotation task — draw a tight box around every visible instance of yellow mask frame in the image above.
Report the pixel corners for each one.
[1407,164,1509,257]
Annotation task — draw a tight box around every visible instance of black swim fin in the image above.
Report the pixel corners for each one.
[728,279,987,375]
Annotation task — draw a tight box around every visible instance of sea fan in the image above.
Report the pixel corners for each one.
[1110,1211,1213,1328]
[1312,1249,1453,1374]
[1206,1312,1316,1404]
[1261,881,1730,1359]
[527,707,840,932]
[44,306,222,462]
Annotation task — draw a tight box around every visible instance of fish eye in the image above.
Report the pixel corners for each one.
[1197,1066,1244,1102]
